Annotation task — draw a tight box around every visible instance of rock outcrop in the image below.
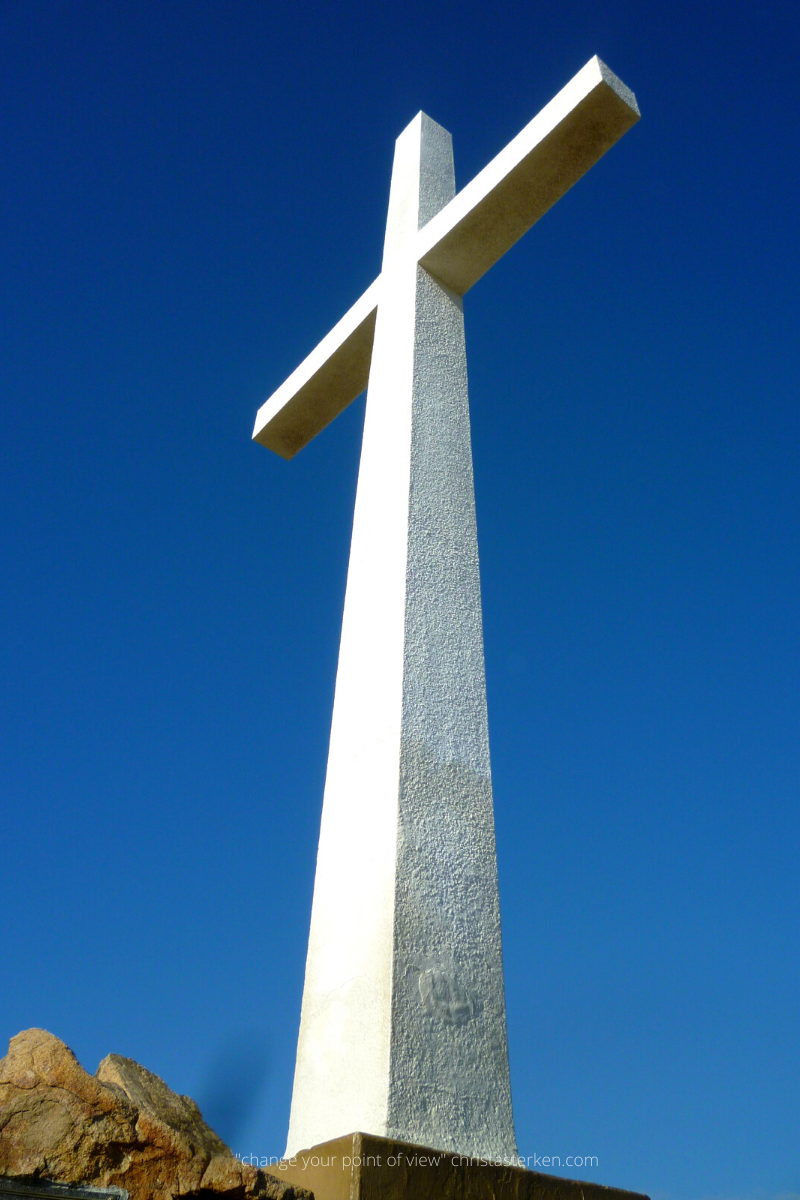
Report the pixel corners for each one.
[0,1029,308,1200]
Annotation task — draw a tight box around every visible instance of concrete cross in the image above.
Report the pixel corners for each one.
[254,57,639,1163]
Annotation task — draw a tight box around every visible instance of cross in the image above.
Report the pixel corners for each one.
[253,57,639,1163]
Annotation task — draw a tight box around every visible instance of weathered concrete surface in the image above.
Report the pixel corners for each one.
[266,1133,652,1200]
[0,1030,309,1200]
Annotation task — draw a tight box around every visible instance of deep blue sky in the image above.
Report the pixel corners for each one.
[1,2,798,1199]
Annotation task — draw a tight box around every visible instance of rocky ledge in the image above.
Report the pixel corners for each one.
[0,1029,308,1200]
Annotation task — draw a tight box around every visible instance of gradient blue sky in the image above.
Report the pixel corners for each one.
[1,3,798,1199]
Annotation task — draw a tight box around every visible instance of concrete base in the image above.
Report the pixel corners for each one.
[264,1133,649,1200]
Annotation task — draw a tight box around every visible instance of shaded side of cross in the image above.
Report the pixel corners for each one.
[253,58,639,1164]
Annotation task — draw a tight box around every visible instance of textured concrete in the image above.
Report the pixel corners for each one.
[265,1134,651,1200]
[252,57,640,1162]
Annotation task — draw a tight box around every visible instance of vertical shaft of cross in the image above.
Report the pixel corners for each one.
[285,113,517,1162]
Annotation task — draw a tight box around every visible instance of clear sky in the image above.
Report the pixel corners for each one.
[1,3,798,1199]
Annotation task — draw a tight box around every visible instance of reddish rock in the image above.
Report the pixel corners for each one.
[0,1029,309,1200]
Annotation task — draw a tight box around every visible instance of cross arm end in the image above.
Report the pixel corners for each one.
[252,278,381,460]
[417,56,641,295]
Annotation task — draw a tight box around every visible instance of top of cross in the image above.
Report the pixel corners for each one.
[253,55,639,461]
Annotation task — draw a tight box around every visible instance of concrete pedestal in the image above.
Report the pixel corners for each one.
[265,1133,649,1200]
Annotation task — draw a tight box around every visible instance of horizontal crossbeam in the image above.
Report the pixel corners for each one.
[253,56,639,460]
